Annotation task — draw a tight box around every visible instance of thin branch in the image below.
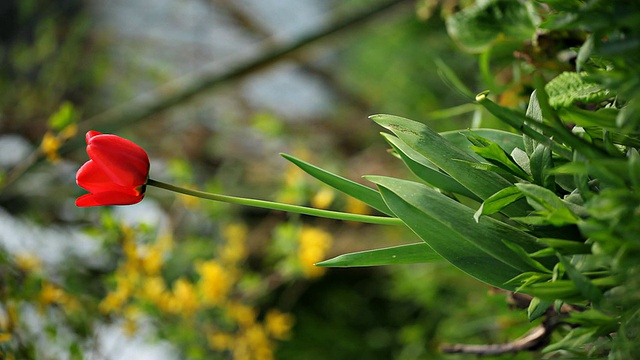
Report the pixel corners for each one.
[73,0,411,138]
[441,317,559,356]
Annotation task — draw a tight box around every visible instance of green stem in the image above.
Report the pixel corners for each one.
[147,179,403,226]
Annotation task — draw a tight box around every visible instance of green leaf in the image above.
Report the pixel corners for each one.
[474,185,524,222]
[316,243,443,268]
[434,58,474,100]
[524,90,543,155]
[542,327,599,354]
[371,114,531,217]
[519,276,618,302]
[530,143,555,190]
[48,101,79,130]
[502,240,553,273]
[469,141,532,180]
[453,160,518,179]
[545,72,611,108]
[280,154,393,216]
[441,129,525,159]
[510,147,531,176]
[528,297,553,322]
[368,176,547,290]
[536,238,592,255]
[558,106,619,130]
[518,280,582,301]
[382,134,480,200]
[445,0,538,53]
[516,183,580,225]
[558,255,604,305]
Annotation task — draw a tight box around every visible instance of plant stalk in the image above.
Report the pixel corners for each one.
[147,179,403,226]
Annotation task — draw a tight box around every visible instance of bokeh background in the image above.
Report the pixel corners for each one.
[0,0,538,359]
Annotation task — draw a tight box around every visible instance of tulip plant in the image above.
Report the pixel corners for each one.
[70,1,639,358]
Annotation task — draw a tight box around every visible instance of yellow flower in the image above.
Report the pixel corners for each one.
[265,309,294,340]
[207,331,234,351]
[59,123,78,141]
[311,187,335,209]
[14,253,41,272]
[298,226,332,278]
[99,287,130,314]
[196,260,231,306]
[227,302,256,328]
[140,276,167,302]
[122,305,141,336]
[39,282,63,306]
[345,196,371,216]
[40,131,62,163]
[243,325,273,360]
[169,278,199,316]
[221,223,248,265]
[178,185,201,209]
[0,332,12,343]
[140,246,164,275]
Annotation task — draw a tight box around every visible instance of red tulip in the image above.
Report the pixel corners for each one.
[76,130,150,207]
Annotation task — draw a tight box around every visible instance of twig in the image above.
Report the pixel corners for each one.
[70,0,411,139]
[441,316,559,356]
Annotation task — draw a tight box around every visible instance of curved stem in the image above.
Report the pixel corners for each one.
[147,179,403,226]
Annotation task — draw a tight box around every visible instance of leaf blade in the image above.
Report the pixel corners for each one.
[281,153,394,216]
[316,243,443,268]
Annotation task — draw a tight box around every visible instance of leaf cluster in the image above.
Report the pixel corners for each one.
[283,0,640,357]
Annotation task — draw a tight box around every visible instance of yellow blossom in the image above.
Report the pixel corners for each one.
[311,187,335,209]
[140,276,167,302]
[178,184,201,209]
[345,196,371,216]
[207,331,234,351]
[39,282,81,314]
[298,226,333,278]
[227,302,256,328]
[140,246,164,275]
[1,302,18,333]
[122,305,141,336]
[221,223,248,265]
[196,260,231,306]
[169,278,199,316]
[40,131,62,163]
[99,287,130,314]
[14,253,41,272]
[39,282,64,306]
[59,123,78,141]
[265,309,294,340]
[243,325,273,360]
[0,333,12,343]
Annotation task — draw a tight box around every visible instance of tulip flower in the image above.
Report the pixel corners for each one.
[76,131,150,207]
[75,130,401,225]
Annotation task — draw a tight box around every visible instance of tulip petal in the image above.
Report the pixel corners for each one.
[75,191,144,207]
[86,133,149,187]
[76,160,140,196]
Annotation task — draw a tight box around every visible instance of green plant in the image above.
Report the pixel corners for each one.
[280,0,640,357]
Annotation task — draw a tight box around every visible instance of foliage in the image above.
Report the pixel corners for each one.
[283,0,640,357]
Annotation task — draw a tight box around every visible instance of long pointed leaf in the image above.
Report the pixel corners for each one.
[316,243,443,267]
[441,129,525,159]
[281,153,394,216]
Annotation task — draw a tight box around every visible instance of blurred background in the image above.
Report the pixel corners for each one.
[0,0,537,359]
